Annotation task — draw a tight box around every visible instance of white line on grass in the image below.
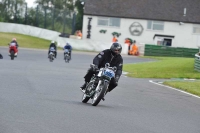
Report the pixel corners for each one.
[149,80,200,99]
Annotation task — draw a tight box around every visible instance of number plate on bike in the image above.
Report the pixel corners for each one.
[103,69,115,78]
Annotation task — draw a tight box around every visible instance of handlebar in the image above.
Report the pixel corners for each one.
[90,63,117,72]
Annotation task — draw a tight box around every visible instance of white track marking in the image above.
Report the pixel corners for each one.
[149,80,200,99]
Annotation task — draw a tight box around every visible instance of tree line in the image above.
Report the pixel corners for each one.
[0,0,83,34]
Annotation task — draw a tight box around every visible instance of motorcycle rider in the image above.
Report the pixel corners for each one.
[9,38,19,56]
[48,41,57,58]
[80,42,123,94]
[63,42,72,60]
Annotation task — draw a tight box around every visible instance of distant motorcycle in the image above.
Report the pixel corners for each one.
[9,43,18,60]
[48,47,56,62]
[0,53,3,59]
[64,49,71,63]
[81,63,117,106]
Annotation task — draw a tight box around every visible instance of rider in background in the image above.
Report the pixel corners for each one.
[48,41,57,58]
[63,42,72,60]
[80,42,123,93]
[0,53,3,59]
[9,38,19,55]
[10,38,19,48]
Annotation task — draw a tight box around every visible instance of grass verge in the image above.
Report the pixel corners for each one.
[0,32,50,49]
[0,32,97,52]
[123,57,199,79]
[163,80,200,97]
[123,56,200,97]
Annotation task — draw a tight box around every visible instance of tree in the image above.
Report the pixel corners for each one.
[75,0,83,31]
[35,0,74,11]
[0,0,77,33]
[34,0,75,32]
[0,0,26,23]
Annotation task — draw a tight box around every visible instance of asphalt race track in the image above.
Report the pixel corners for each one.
[0,47,200,133]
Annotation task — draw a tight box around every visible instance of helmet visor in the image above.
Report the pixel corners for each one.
[114,49,120,54]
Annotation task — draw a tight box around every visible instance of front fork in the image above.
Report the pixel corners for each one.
[95,80,109,93]
[95,80,102,92]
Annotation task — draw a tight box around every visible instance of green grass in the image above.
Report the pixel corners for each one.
[123,56,200,97]
[163,81,200,96]
[0,32,52,49]
[0,32,96,52]
[123,57,200,79]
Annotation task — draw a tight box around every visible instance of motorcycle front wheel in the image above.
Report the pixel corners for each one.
[92,80,108,106]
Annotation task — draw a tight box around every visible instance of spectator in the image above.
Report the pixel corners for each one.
[76,30,82,39]
[112,36,118,43]
[125,38,132,55]
[129,40,139,56]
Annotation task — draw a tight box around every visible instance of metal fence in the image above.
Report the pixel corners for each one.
[194,54,200,72]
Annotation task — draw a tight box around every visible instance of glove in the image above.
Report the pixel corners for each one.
[92,65,99,72]
[115,75,120,84]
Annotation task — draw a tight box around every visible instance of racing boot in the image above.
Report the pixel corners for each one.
[14,52,18,57]
[80,82,87,92]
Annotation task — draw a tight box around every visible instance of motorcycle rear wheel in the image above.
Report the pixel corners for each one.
[82,94,90,103]
[65,55,70,63]
[81,82,94,103]
[11,50,14,60]
[49,55,53,62]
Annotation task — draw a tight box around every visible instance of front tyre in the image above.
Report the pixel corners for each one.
[92,80,108,106]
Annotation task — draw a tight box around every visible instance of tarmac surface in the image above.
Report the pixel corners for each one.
[0,47,200,133]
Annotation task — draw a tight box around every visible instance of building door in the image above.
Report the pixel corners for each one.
[154,34,174,46]
[163,39,172,46]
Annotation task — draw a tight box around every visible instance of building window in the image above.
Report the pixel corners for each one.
[98,17,120,27]
[98,18,108,26]
[109,18,120,27]
[193,27,200,34]
[147,21,164,31]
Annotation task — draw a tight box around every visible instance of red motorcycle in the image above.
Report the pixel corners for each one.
[9,43,18,60]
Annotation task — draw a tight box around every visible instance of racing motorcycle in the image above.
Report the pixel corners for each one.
[48,47,56,62]
[9,43,18,60]
[64,49,71,63]
[0,53,3,59]
[81,63,117,106]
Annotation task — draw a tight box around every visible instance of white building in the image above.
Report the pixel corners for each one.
[82,0,200,49]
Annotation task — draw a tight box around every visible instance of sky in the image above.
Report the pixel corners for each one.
[26,0,36,7]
